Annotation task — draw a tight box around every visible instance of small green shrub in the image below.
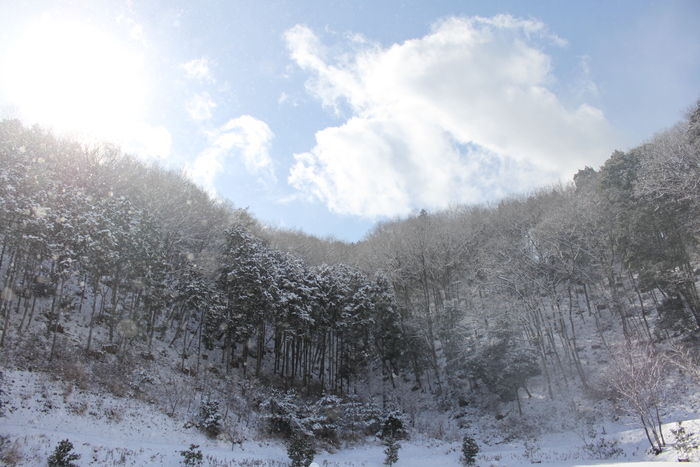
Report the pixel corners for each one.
[382,435,400,466]
[179,444,203,466]
[378,411,407,467]
[47,439,80,467]
[460,434,479,466]
[197,400,222,438]
[379,411,408,441]
[287,435,315,467]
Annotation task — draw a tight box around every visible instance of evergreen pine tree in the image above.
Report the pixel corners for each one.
[287,434,315,467]
[379,411,406,466]
[179,444,203,466]
[47,439,81,467]
[383,435,400,466]
[197,400,222,438]
[460,434,479,466]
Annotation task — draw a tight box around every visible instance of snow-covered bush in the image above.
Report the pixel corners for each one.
[382,435,400,466]
[305,394,341,444]
[461,328,540,407]
[671,421,699,462]
[50,346,89,390]
[338,395,382,439]
[0,435,23,466]
[522,439,541,463]
[603,345,666,454]
[378,409,407,465]
[154,376,192,418]
[91,355,135,398]
[582,431,623,460]
[260,390,308,439]
[197,400,222,438]
[497,411,541,442]
[179,444,203,466]
[379,410,408,441]
[286,435,315,467]
[261,390,385,444]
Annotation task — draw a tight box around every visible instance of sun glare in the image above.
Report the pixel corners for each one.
[1,16,148,143]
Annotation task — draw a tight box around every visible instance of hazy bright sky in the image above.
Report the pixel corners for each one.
[0,1,698,241]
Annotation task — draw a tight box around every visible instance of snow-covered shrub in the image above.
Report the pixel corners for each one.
[339,395,382,439]
[522,439,541,463]
[179,444,203,466]
[460,434,479,466]
[47,439,81,467]
[377,410,407,465]
[603,345,666,454]
[0,435,24,466]
[51,347,89,390]
[13,333,45,369]
[656,296,695,336]
[498,411,541,442]
[197,400,222,438]
[379,411,408,441]
[131,368,155,395]
[306,394,342,444]
[287,434,315,467]
[92,356,134,397]
[461,329,540,405]
[157,377,189,417]
[382,435,400,466]
[671,421,699,462]
[262,391,384,444]
[582,431,623,460]
[260,390,308,439]
[67,401,88,416]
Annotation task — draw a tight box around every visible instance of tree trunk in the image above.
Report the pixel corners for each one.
[86,280,101,353]
[49,276,67,361]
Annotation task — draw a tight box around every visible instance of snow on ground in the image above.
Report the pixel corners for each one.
[0,369,695,466]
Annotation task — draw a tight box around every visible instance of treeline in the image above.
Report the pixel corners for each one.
[201,226,405,393]
[0,119,406,397]
[1,101,700,427]
[345,101,700,416]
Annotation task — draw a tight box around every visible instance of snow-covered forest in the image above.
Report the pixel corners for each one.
[2,101,700,466]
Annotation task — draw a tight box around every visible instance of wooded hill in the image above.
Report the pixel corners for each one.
[1,102,700,451]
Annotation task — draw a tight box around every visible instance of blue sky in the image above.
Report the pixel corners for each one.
[0,1,698,241]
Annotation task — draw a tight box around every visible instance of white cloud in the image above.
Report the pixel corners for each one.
[285,15,619,218]
[186,92,216,121]
[188,115,275,195]
[570,55,600,100]
[181,57,215,83]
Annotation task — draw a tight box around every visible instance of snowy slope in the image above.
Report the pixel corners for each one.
[1,369,696,466]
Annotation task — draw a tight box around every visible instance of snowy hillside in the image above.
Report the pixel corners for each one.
[1,367,698,466]
[3,109,700,466]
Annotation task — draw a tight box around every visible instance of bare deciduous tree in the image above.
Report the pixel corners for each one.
[604,344,666,453]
